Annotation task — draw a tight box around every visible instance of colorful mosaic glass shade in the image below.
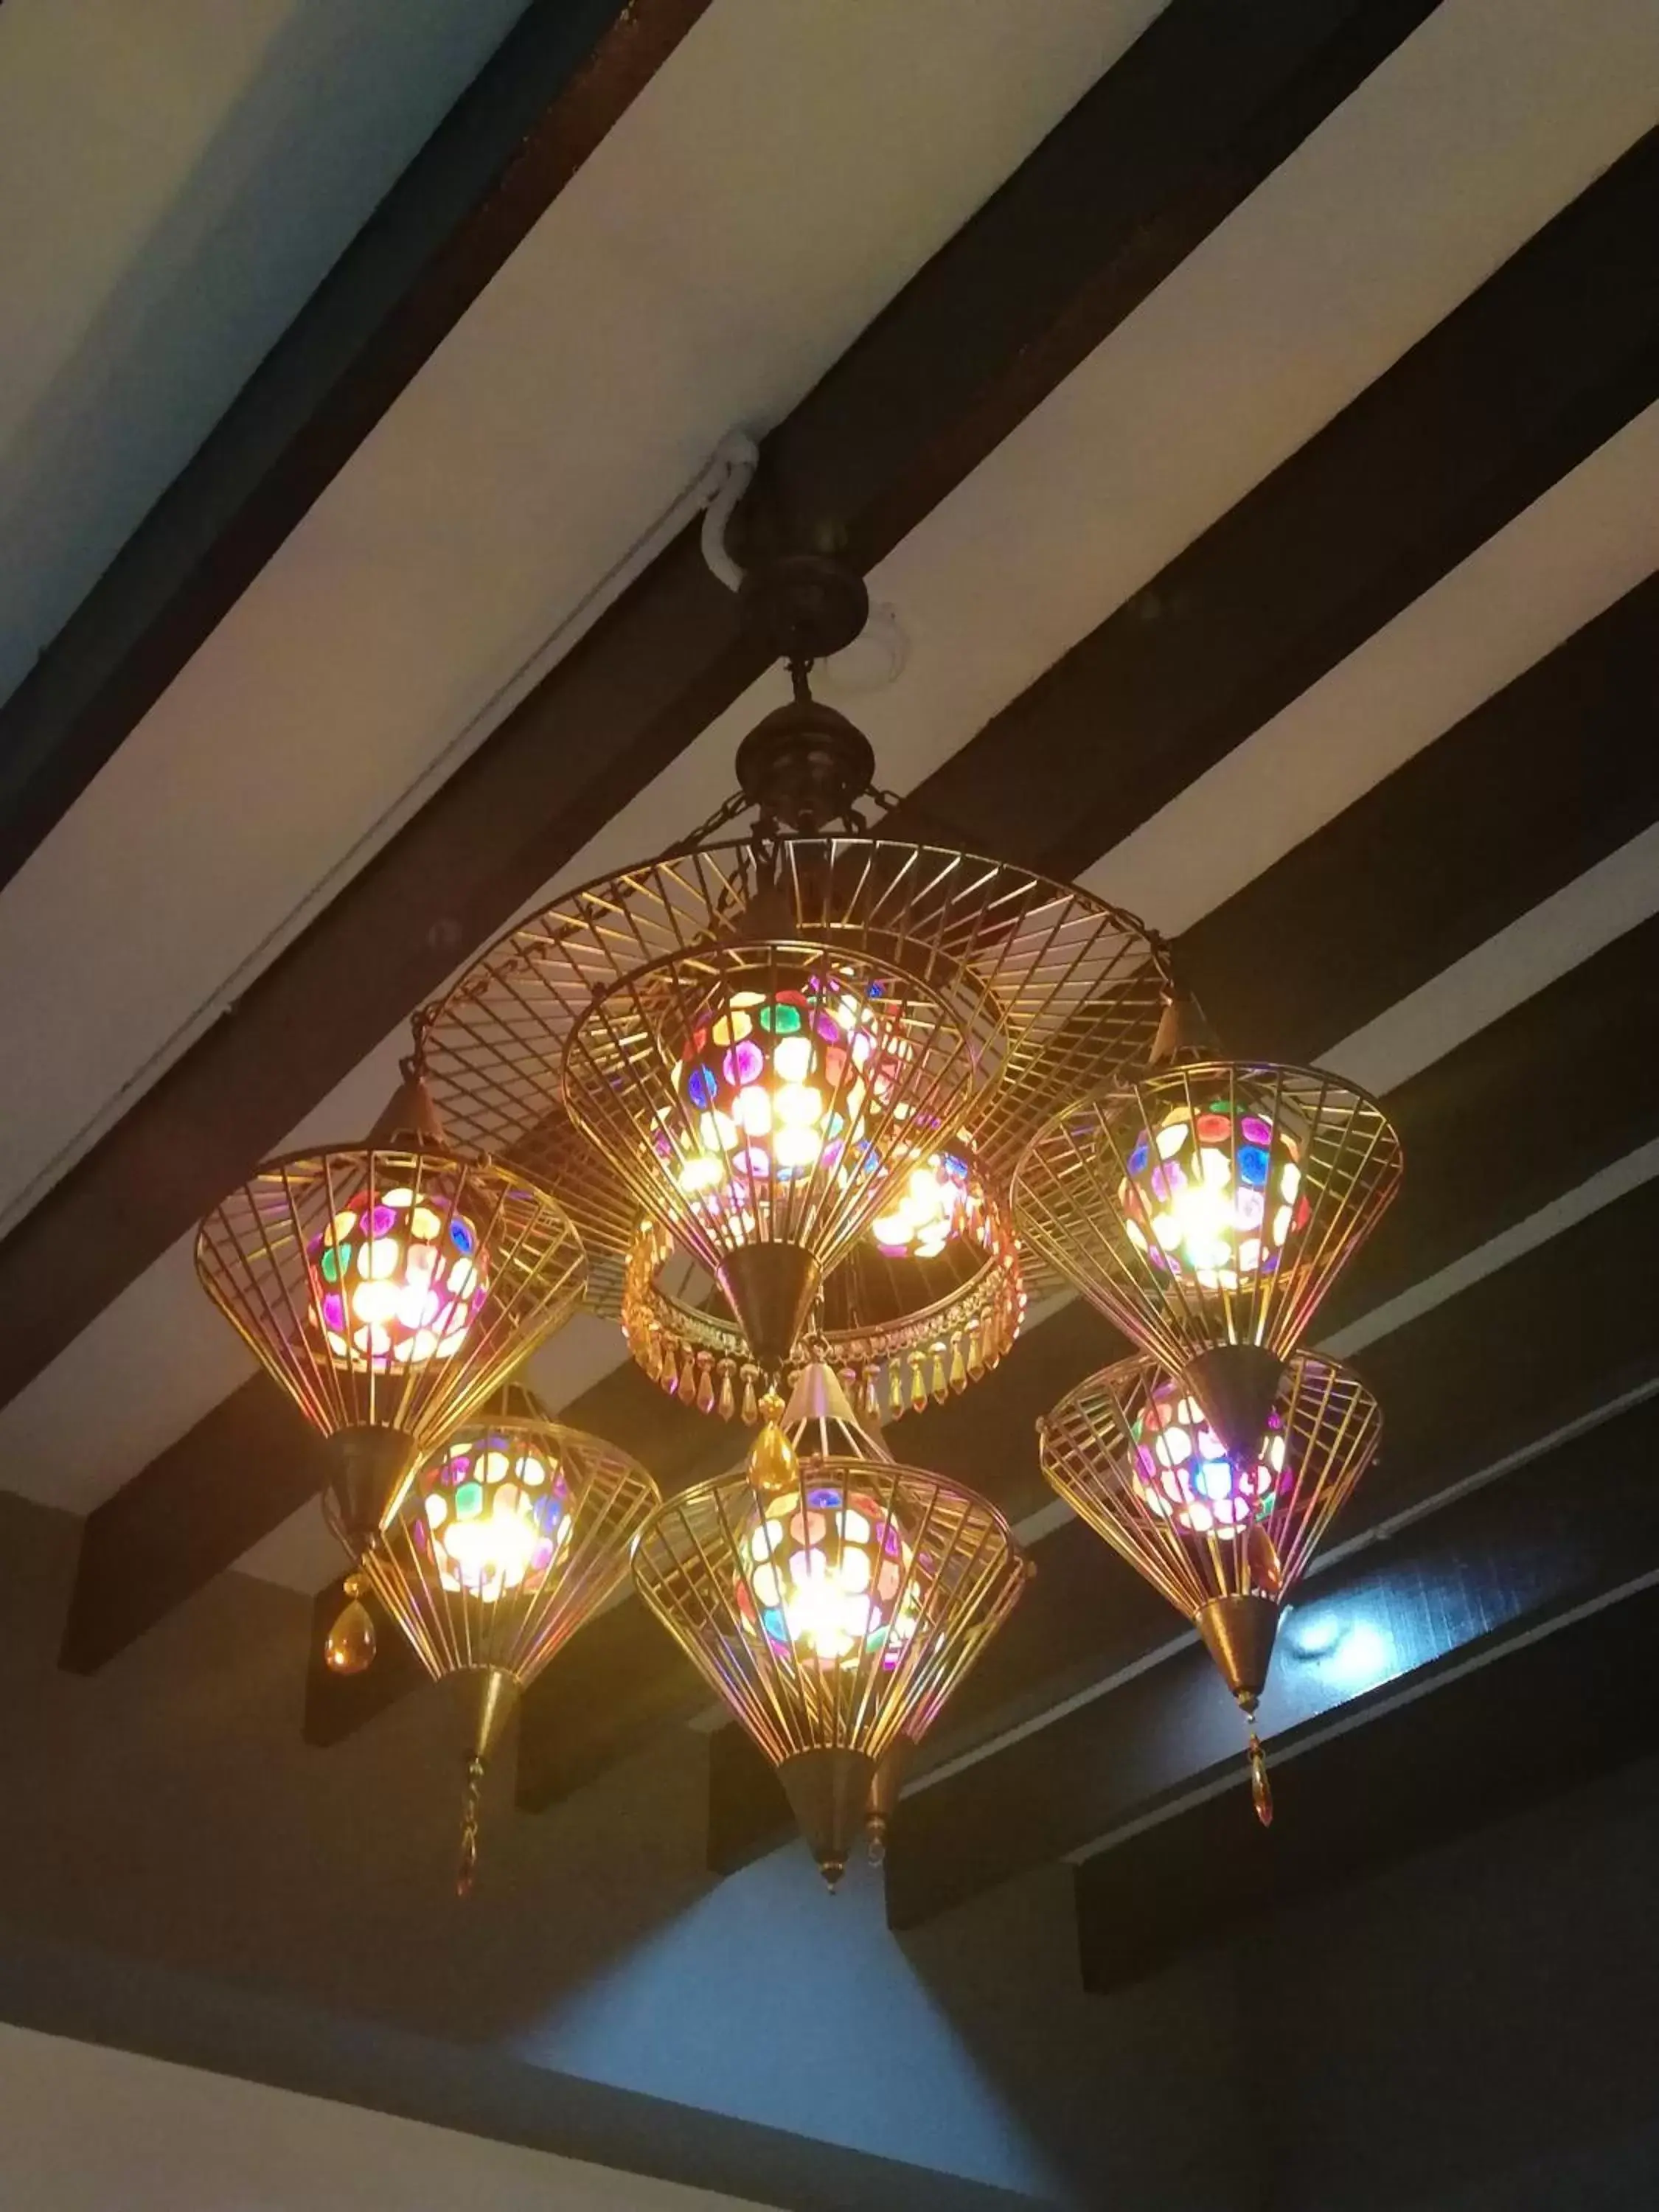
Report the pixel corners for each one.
[1040,1350,1380,1614]
[1014,1061,1402,1373]
[736,1478,921,1670]
[197,1147,586,1454]
[343,1385,658,1891]
[1130,1381,1290,1539]
[871,1145,975,1259]
[563,937,1001,1366]
[308,1185,487,1371]
[632,1363,1026,1882]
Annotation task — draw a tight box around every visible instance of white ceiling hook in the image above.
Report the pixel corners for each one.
[698,429,759,593]
[818,599,908,696]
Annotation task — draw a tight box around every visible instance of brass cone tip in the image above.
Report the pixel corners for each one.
[324,1592,376,1676]
[718,1243,822,1374]
[1195,1593,1281,1713]
[368,1059,448,1148]
[782,1358,892,1464]
[778,1747,875,1887]
[1148,990,1218,1066]
[324,1427,418,1549]
[1182,1344,1286,1470]
[453,1671,520,1901]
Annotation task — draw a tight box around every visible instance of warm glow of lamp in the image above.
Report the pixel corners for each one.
[870,1147,974,1260]
[1130,1382,1289,1537]
[414,1429,574,1599]
[308,1185,487,1370]
[669,970,888,1207]
[1118,1097,1310,1293]
[737,1480,919,1669]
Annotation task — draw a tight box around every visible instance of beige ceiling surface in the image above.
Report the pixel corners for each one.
[0,0,532,706]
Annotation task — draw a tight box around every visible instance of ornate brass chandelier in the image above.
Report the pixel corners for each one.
[196,1048,588,1551]
[1039,1350,1381,1820]
[336,1382,657,1891]
[632,1360,1028,1885]
[191,526,1405,1892]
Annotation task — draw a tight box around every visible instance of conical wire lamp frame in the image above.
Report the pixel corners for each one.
[1014,1060,1400,1446]
[1038,1349,1380,1822]
[562,933,1003,1372]
[633,1364,1026,1884]
[340,1382,658,1892]
[197,1147,586,1537]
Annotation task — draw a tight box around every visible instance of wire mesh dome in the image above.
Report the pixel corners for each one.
[1039,1349,1381,1822]
[632,1362,1028,1885]
[341,1382,658,1892]
[620,1135,1026,1426]
[197,1145,587,1543]
[1014,1060,1401,1461]
[420,835,1167,1371]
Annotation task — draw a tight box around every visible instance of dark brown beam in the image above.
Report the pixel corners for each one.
[52,0,1450,1669]
[881,1176,1659,1929]
[1074,1486,1659,1992]
[0,0,704,895]
[893,128,1659,879]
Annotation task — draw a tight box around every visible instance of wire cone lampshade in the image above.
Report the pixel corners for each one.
[633,1361,1028,1885]
[197,1142,586,1544]
[563,935,1001,1372]
[1039,1349,1381,1822]
[1015,1060,1401,1461]
[421,837,1166,1382]
[339,1382,658,1892]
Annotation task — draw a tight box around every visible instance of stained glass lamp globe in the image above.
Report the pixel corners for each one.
[633,1361,1027,1886]
[197,1059,587,1550]
[1040,1350,1380,1823]
[342,1383,658,1892]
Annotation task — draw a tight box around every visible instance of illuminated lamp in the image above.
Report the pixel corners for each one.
[196,1049,587,1552]
[1015,1054,1400,1469]
[338,1382,656,1891]
[1039,1350,1380,1822]
[633,1362,1028,1885]
[619,1135,1025,1426]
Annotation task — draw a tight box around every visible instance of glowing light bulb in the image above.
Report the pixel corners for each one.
[670,975,894,1216]
[1117,1099,1312,1292]
[736,1480,919,1668]
[414,1432,574,1599]
[870,1147,975,1260]
[308,1186,488,1370]
[1130,1385,1290,1537]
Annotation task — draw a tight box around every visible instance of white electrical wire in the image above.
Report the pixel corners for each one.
[0,434,765,1242]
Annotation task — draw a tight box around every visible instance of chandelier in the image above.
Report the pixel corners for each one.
[196,1049,588,1548]
[633,1360,1028,1884]
[1039,1351,1381,1820]
[335,1382,657,1891]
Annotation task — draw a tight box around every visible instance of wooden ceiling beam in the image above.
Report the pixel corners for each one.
[52,0,1450,1672]
[890,128,1659,880]
[1073,1470,1659,1993]
[0,0,705,898]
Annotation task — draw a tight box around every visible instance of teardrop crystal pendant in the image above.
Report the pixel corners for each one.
[324,1576,377,1675]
